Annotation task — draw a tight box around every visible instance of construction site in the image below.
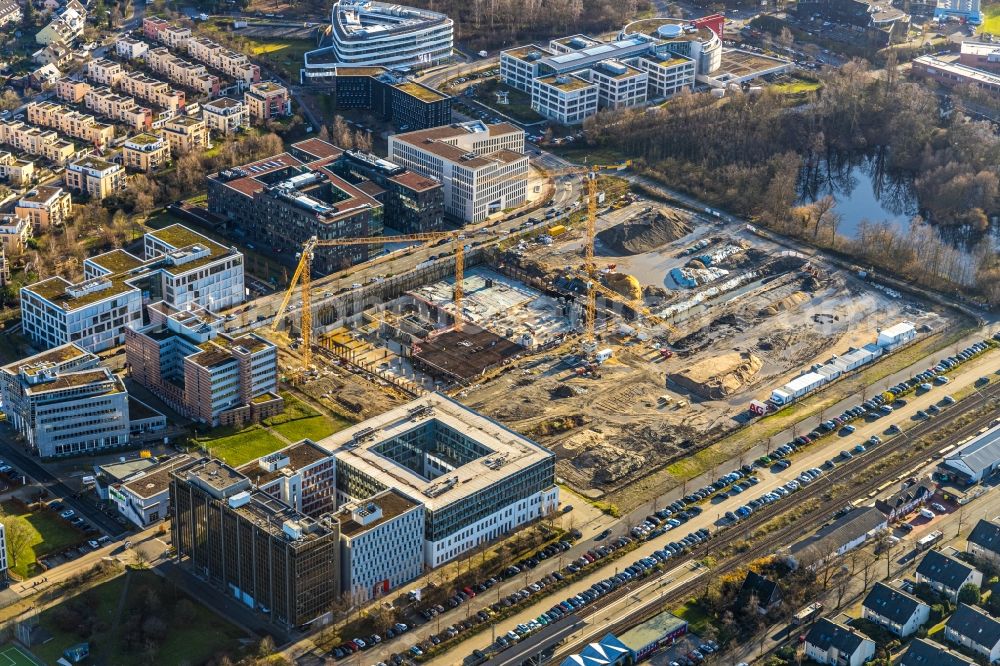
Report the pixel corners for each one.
[265,179,955,505]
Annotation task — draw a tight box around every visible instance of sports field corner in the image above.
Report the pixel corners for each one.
[0,644,44,666]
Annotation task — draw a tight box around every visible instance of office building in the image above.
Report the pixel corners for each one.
[531,74,598,125]
[162,115,209,153]
[170,458,340,627]
[122,132,171,172]
[238,441,337,517]
[125,302,281,427]
[108,455,193,527]
[0,344,131,458]
[206,141,383,274]
[21,224,244,352]
[334,489,424,602]
[326,67,453,131]
[326,149,444,234]
[244,81,291,121]
[388,121,528,223]
[0,151,35,187]
[15,185,71,232]
[913,55,1000,99]
[65,156,126,200]
[319,393,559,567]
[302,1,453,75]
[201,97,248,135]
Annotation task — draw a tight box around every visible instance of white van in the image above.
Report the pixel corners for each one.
[919,507,936,519]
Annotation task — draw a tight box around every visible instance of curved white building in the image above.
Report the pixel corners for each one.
[621,18,722,75]
[303,1,453,75]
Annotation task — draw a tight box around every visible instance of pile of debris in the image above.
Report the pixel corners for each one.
[669,351,763,399]
[597,207,692,255]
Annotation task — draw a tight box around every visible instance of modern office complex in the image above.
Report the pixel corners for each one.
[206,139,386,274]
[170,458,340,628]
[323,67,452,130]
[238,440,337,517]
[388,121,528,223]
[21,224,244,352]
[319,393,559,567]
[107,454,194,527]
[913,55,1000,98]
[0,344,131,458]
[795,0,910,45]
[935,0,981,24]
[302,0,453,76]
[334,489,424,602]
[125,302,281,427]
[326,149,444,234]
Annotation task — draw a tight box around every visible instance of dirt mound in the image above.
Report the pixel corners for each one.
[669,351,763,399]
[759,291,810,317]
[597,207,692,255]
[605,272,641,301]
[561,430,646,484]
[551,384,578,399]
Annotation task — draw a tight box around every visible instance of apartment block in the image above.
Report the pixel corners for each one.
[15,185,72,232]
[118,72,186,112]
[146,46,221,97]
[238,441,337,517]
[65,156,126,200]
[0,151,35,187]
[86,58,125,87]
[122,132,170,172]
[84,86,153,132]
[125,303,280,427]
[27,102,116,148]
[187,37,260,84]
[55,77,90,103]
[116,36,150,61]
[334,490,424,603]
[0,120,76,165]
[0,344,130,458]
[162,115,209,153]
[170,458,340,628]
[207,144,384,273]
[244,81,291,121]
[202,97,248,135]
[21,224,244,352]
[143,16,191,50]
[0,214,32,255]
[388,121,528,223]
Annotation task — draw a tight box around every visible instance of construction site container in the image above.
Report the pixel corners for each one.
[595,348,613,364]
[782,371,826,398]
[877,321,916,349]
[549,224,567,236]
[816,365,840,382]
[770,388,793,405]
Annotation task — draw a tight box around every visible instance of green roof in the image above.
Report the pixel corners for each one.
[126,133,163,146]
[87,249,146,273]
[536,74,594,92]
[395,81,447,103]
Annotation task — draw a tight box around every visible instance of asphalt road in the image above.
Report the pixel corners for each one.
[0,436,130,537]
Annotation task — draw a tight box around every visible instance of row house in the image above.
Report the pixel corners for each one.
[146,47,221,97]
[116,37,149,61]
[26,102,116,148]
[0,151,36,187]
[55,77,90,104]
[142,16,191,50]
[86,58,125,87]
[187,37,260,84]
[84,86,154,132]
[0,121,76,165]
[117,72,185,112]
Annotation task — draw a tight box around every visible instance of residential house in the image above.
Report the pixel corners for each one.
[0,0,23,28]
[785,506,888,568]
[875,479,936,521]
[737,571,782,614]
[944,603,1000,662]
[915,550,983,602]
[967,518,1000,568]
[804,618,876,666]
[900,638,976,666]
[862,582,930,637]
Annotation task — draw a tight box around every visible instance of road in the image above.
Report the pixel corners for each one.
[346,335,1000,665]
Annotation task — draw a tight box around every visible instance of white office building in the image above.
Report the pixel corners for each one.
[302,0,453,78]
[588,60,649,109]
[531,74,598,125]
[388,121,528,222]
[21,224,244,353]
[0,344,130,458]
[109,455,193,527]
[335,489,425,602]
[319,393,559,568]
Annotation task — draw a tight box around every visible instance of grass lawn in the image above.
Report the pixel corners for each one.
[549,144,631,166]
[673,599,714,635]
[473,81,545,123]
[0,501,84,579]
[245,38,314,81]
[263,392,352,442]
[981,4,1000,33]
[194,424,285,467]
[33,570,245,666]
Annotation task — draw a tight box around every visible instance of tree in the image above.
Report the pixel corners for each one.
[257,636,276,658]
[0,90,21,112]
[1,515,34,571]
[958,583,982,605]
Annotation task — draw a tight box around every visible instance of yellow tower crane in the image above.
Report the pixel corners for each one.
[271,231,468,374]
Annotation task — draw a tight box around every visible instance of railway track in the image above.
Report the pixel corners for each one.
[551,380,1000,654]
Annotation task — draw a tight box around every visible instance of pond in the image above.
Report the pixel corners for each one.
[798,152,920,240]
